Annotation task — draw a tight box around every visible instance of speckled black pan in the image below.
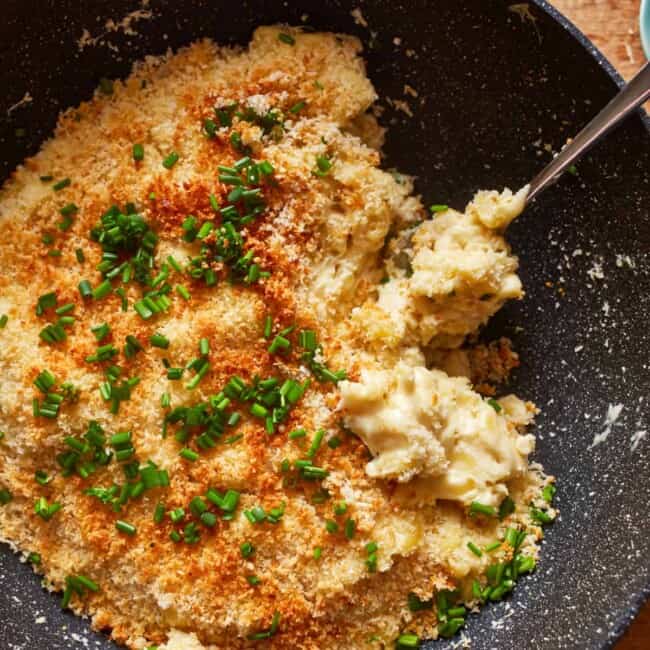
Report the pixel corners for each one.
[0,1,648,648]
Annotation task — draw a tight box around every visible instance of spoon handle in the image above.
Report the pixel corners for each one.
[527,61,650,203]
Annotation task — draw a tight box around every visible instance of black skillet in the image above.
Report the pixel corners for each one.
[1,1,649,648]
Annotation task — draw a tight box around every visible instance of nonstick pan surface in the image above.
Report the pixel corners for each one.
[0,1,648,648]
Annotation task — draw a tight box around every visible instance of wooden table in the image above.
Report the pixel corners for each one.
[550,3,648,646]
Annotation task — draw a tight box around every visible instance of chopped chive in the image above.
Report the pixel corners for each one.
[78,280,92,299]
[263,314,273,339]
[167,255,182,273]
[429,204,448,213]
[407,593,433,612]
[90,323,111,343]
[325,519,338,534]
[197,221,213,239]
[52,178,71,191]
[542,484,557,503]
[75,575,100,592]
[36,292,57,314]
[134,300,153,320]
[289,428,307,440]
[167,367,183,380]
[54,303,74,316]
[313,155,332,177]
[200,511,217,527]
[160,392,170,408]
[396,633,420,648]
[365,541,378,573]
[486,398,502,413]
[34,369,56,393]
[307,429,325,459]
[34,497,62,520]
[333,501,347,515]
[27,552,41,564]
[467,541,483,557]
[313,546,322,560]
[448,606,467,618]
[241,541,255,558]
[344,518,356,539]
[190,496,208,517]
[246,575,261,586]
[327,436,341,449]
[278,32,295,45]
[92,279,112,300]
[504,527,523,550]
[498,495,516,519]
[34,469,52,485]
[162,152,179,169]
[289,100,307,114]
[115,520,137,536]
[59,203,78,217]
[175,284,190,301]
[179,448,199,462]
[115,447,135,462]
[530,506,554,525]
[298,329,317,351]
[75,248,85,263]
[185,362,209,389]
[268,334,290,354]
[169,508,185,524]
[0,314,8,329]
[484,541,502,552]
[518,555,536,573]
[132,143,144,161]
[439,618,465,638]
[469,501,496,517]
[219,174,243,186]
[258,160,274,175]
[221,490,240,513]
[153,502,165,524]
[150,333,170,349]
[203,117,217,138]
[199,338,209,355]
[250,403,268,418]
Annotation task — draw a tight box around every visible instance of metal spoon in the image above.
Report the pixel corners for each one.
[527,61,650,203]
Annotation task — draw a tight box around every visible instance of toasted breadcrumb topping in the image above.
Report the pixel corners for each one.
[0,27,553,650]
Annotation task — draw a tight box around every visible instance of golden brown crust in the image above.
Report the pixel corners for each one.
[0,26,548,650]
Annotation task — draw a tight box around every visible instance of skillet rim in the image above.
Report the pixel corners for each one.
[0,1,647,647]
[529,1,650,646]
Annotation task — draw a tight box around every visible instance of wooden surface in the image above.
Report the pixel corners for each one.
[549,3,649,647]
[554,0,645,80]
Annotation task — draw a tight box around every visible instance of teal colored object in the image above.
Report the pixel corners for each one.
[642,0,650,59]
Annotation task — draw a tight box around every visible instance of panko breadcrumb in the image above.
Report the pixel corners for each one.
[0,26,554,650]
